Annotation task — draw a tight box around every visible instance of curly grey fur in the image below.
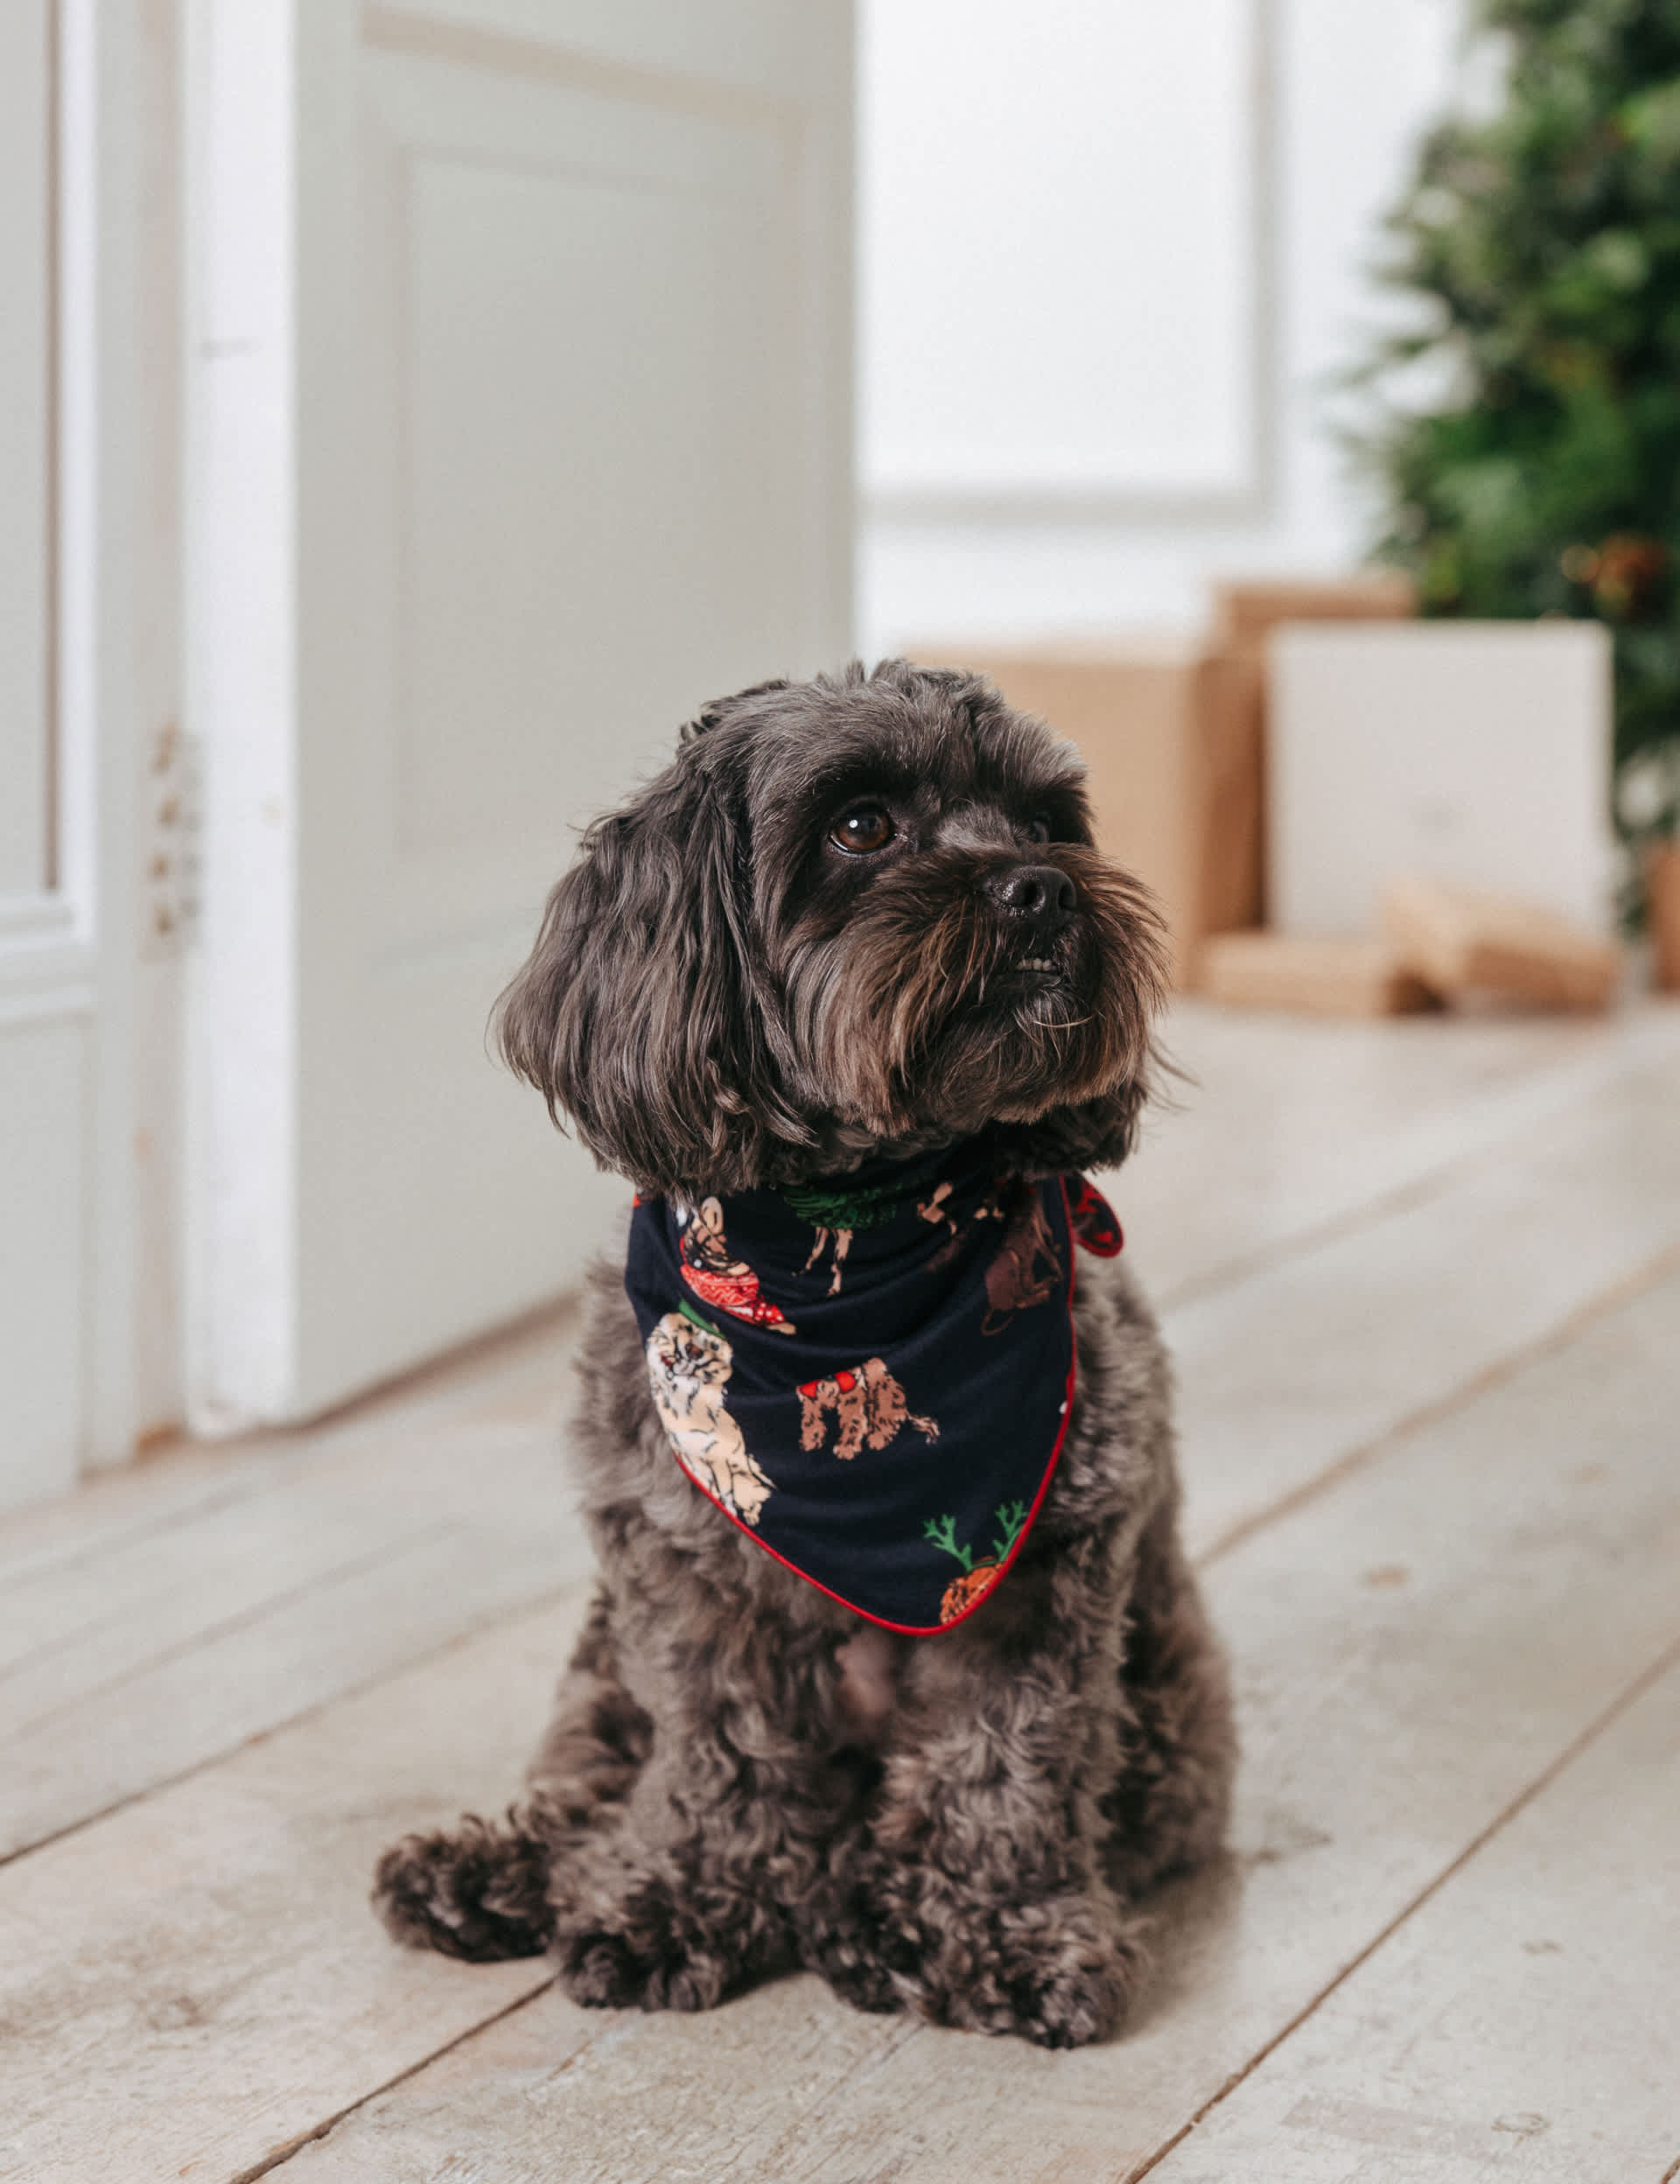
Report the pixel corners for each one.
[374,661,1235,2047]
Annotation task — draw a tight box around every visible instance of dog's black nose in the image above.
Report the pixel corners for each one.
[984,863,1077,935]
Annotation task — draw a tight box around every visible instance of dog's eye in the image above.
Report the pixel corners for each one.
[1023,814,1051,845]
[830,806,895,855]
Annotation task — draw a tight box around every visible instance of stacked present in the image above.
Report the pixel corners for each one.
[1200,880,1621,1017]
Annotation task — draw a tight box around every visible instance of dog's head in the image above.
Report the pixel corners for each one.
[496,660,1169,1194]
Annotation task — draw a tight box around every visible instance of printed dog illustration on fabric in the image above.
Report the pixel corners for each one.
[373,660,1236,2048]
[645,1308,775,1527]
[981,1179,1064,1334]
[796,1355,940,1461]
[677,1197,796,1334]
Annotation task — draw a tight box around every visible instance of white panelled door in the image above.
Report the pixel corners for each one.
[187,1,853,1425]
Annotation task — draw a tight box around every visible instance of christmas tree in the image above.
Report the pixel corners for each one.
[1359,0,1680,871]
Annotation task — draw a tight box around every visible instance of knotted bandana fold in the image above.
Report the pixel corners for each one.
[624,1148,1123,1634]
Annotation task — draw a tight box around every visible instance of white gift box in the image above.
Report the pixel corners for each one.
[1269,622,1615,937]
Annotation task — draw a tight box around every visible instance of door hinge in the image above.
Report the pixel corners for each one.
[141,719,202,957]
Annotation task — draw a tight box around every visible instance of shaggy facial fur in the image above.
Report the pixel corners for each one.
[373,659,1236,2048]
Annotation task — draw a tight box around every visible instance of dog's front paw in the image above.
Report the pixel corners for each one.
[909,1902,1147,2049]
[793,1836,907,2018]
[802,1928,906,2017]
[372,1816,553,1963]
[1000,1925,1142,2049]
[554,1888,732,2014]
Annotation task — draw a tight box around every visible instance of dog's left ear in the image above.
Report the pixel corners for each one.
[494,741,809,1194]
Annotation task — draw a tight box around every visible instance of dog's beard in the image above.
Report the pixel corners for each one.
[777,845,1167,1141]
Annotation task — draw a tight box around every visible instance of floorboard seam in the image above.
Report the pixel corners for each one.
[0,1518,459,1740]
[1158,1165,1478,1316]
[225,1972,561,2183]
[0,1298,580,1596]
[1121,1624,1680,2183]
[1153,1026,1680,1317]
[733,2016,927,2183]
[0,1474,275,1598]
[0,1573,593,1873]
[1195,1236,1680,1571]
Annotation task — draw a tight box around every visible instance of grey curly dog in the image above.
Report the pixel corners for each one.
[373,659,1236,2048]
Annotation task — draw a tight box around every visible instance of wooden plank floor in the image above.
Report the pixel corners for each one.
[3,1000,1677,2184]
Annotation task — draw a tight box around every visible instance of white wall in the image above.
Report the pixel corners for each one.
[858,0,1466,651]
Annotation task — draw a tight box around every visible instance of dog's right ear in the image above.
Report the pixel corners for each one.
[494,750,808,1195]
[682,677,790,738]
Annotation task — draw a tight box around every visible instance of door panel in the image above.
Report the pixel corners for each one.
[190,1,852,1424]
[0,3,68,1510]
[0,1,52,900]
[0,1018,85,1509]
[367,44,805,922]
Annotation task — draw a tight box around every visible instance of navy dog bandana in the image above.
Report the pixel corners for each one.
[625,1148,1123,1634]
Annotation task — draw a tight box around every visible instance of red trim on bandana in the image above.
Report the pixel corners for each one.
[1067,1175,1124,1258]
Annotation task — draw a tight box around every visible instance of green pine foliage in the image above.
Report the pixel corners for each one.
[1360,0,1680,850]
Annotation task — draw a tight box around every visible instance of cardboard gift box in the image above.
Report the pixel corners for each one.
[1210,573,1418,652]
[1269,621,1616,942]
[1204,574,1417,935]
[1650,844,1680,994]
[1381,875,1622,1012]
[1198,932,1439,1018]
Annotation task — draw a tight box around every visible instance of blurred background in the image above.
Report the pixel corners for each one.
[4,0,1679,1514]
[859,0,1453,644]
